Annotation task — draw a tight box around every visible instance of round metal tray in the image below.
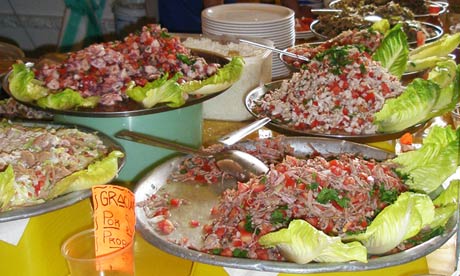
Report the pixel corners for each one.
[2,50,232,117]
[0,120,126,222]
[135,137,456,273]
[245,80,427,143]
[310,20,443,46]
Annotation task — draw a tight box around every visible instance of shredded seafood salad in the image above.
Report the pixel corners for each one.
[253,45,404,135]
[0,120,124,211]
[253,23,460,136]
[137,126,459,264]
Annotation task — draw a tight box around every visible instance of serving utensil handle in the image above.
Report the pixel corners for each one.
[218,117,271,146]
[115,130,208,156]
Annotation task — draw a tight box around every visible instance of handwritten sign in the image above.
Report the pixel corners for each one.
[92,185,135,272]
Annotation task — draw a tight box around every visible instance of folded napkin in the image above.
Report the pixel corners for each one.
[0,218,29,246]
[224,267,278,276]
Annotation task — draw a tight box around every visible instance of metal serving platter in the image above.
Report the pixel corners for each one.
[328,0,448,18]
[0,120,126,222]
[245,80,426,143]
[135,137,456,273]
[2,50,231,117]
[310,20,443,46]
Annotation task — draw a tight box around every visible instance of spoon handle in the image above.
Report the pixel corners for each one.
[310,8,341,14]
[239,39,310,62]
[115,130,208,157]
[218,117,271,146]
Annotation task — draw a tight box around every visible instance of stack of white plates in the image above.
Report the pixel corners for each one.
[202,3,295,79]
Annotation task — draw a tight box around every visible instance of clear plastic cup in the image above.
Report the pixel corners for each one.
[61,229,134,276]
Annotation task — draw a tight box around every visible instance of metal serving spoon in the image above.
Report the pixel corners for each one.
[239,39,310,62]
[114,130,269,182]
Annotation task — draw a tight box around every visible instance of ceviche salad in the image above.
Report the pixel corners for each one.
[7,24,244,111]
[138,125,459,264]
[0,120,124,211]
[264,20,460,135]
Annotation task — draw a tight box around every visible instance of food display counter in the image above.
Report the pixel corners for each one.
[0,4,460,276]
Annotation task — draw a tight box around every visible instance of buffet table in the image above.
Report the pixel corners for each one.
[0,118,452,276]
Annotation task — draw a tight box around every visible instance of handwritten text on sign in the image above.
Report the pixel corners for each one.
[92,185,135,256]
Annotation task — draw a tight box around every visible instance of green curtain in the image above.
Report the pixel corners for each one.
[59,0,106,52]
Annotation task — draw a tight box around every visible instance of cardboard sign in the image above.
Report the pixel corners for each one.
[91,185,135,272]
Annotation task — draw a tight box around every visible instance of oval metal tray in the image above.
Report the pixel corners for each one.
[310,20,443,46]
[2,50,231,118]
[328,0,448,18]
[245,80,426,143]
[135,137,456,273]
[0,120,126,222]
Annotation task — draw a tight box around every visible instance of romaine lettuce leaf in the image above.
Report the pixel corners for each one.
[371,19,390,35]
[343,192,435,254]
[47,150,124,199]
[372,23,409,78]
[258,219,367,264]
[428,203,456,230]
[127,73,186,108]
[427,64,460,119]
[433,180,460,207]
[0,165,17,211]
[406,56,451,73]
[36,88,99,110]
[8,63,49,102]
[373,78,439,132]
[391,127,459,194]
[181,57,244,95]
[409,33,460,61]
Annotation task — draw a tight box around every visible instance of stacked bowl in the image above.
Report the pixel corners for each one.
[202,3,295,79]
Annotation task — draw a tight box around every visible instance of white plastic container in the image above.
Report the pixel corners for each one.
[181,34,273,121]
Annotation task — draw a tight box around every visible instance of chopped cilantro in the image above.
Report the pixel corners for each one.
[379,185,399,204]
[309,182,319,190]
[177,53,194,65]
[211,248,222,255]
[232,248,249,258]
[270,206,290,225]
[316,188,349,208]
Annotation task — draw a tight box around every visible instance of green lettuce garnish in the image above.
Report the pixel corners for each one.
[391,126,459,194]
[372,23,409,78]
[433,180,460,207]
[8,63,49,102]
[343,192,435,254]
[181,57,244,95]
[374,78,439,132]
[47,150,124,199]
[36,88,99,110]
[0,165,17,211]
[259,219,368,264]
[409,33,460,61]
[126,73,186,108]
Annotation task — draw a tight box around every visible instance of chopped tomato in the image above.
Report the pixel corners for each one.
[284,175,296,188]
[157,219,175,235]
[170,198,182,207]
[221,248,233,257]
[416,31,426,47]
[189,220,200,228]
